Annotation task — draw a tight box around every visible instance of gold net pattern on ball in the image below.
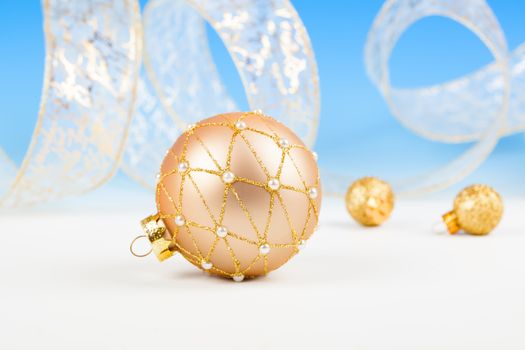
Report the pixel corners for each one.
[156,112,320,278]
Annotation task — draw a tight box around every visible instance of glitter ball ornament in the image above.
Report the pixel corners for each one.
[135,111,321,280]
[441,184,503,235]
[345,177,394,226]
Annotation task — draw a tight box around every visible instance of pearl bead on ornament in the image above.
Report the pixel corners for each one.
[278,137,290,148]
[259,244,271,255]
[233,274,245,282]
[308,187,318,199]
[234,120,247,130]
[174,215,185,227]
[216,225,228,238]
[268,178,280,191]
[201,261,213,270]
[298,239,306,250]
[178,161,188,173]
[222,171,235,184]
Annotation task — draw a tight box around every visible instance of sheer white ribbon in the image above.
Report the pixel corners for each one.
[1,0,522,206]
[0,0,319,206]
[325,0,513,197]
[0,0,141,207]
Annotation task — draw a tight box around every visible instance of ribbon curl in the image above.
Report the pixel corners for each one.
[0,0,141,207]
[325,0,514,197]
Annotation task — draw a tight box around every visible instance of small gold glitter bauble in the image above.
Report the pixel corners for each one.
[345,177,394,226]
[442,184,503,235]
[135,111,322,280]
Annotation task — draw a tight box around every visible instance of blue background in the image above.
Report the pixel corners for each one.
[0,1,524,196]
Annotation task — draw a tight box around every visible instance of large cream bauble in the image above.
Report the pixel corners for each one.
[155,111,321,280]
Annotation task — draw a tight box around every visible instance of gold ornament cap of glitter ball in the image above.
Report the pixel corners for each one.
[345,177,394,226]
[442,184,503,235]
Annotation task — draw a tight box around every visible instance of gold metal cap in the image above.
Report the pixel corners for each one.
[130,214,174,262]
[442,210,460,234]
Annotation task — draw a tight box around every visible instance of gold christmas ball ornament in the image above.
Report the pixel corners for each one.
[131,111,322,280]
[441,184,503,235]
[345,177,394,226]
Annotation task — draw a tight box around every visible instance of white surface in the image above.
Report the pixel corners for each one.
[1,196,525,349]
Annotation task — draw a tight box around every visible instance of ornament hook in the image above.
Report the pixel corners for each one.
[130,235,153,258]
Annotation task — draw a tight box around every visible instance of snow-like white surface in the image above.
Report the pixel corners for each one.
[1,195,524,349]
